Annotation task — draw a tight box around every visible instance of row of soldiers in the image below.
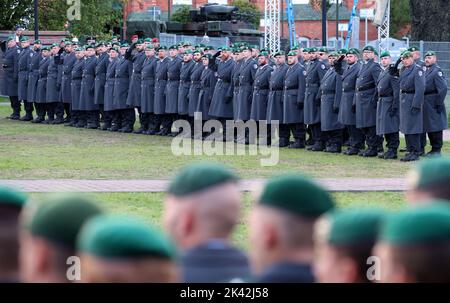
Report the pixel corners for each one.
[1,157,450,283]
[2,36,448,161]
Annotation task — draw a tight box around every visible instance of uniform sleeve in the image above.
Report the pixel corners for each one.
[13,50,19,80]
[391,75,400,111]
[209,71,218,100]
[412,68,425,109]
[297,67,306,104]
[250,60,258,82]
[334,73,343,110]
[434,69,448,106]
[371,64,382,104]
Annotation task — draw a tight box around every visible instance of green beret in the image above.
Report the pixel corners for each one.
[303,48,310,53]
[319,47,328,53]
[34,39,42,44]
[233,48,241,54]
[258,51,270,57]
[346,48,359,55]
[374,50,378,56]
[251,45,259,51]
[363,45,375,52]
[144,38,152,43]
[273,50,285,57]
[27,196,103,248]
[202,53,212,60]
[287,51,297,57]
[380,51,391,58]
[221,46,232,52]
[338,48,348,55]
[0,186,27,208]
[240,46,250,51]
[408,157,450,190]
[291,46,300,51]
[184,49,193,54]
[380,203,450,245]
[424,51,436,57]
[193,50,202,55]
[108,47,118,52]
[145,44,154,50]
[204,46,215,51]
[259,175,335,217]
[19,36,29,42]
[323,209,386,246]
[158,46,167,51]
[401,51,412,59]
[136,39,144,45]
[168,162,238,197]
[328,51,339,58]
[85,44,95,50]
[7,35,15,42]
[51,43,59,48]
[308,47,318,53]
[183,41,192,47]
[42,46,50,51]
[120,43,129,48]
[168,45,178,50]
[408,46,419,52]
[78,215,176,259]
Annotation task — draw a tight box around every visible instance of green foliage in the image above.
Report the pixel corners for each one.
[0,0,33,29]
[171,5,191,23]
[390,0,411,38]
[232,0,261,28]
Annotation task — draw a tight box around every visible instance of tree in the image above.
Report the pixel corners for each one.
[231,0,261,28]
[390,0,411,38]
[410,0,450,41]
[171,5,191,24]
[0,0,33,29]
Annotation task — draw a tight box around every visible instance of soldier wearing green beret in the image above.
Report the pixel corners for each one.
[374,204,450,282]
[318,47,329,65]
[1,35,21,120]
[0,186,27,282]
[249,174,335,282]
[77,215,178,282]
[163,162,250,282]
[251,45,260,59]
[27,40,42,122]
[314,209,385,283]
[405,157,450,203]
[16,36,35,121]
[176,48,195,131]
[408,46,425,68]
[19,195,102,282]
[164,44,183,136]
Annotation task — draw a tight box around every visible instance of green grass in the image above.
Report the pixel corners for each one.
[28,192,406,250]
[1,105,448,180]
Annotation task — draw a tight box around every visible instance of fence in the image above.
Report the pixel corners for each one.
[159,33,230,50]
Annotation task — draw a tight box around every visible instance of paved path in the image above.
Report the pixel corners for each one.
[0,178,407,193]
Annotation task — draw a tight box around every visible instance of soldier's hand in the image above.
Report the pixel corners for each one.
[411,107,420,115]
[351,104,356,113]
[333,106,340,114]
[389,107,398,117]
[338,55,345,62]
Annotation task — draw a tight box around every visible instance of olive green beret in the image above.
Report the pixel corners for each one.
[319,47,328,53]
[95,41,106,48]
[184,49,193,54]
[204,46,215,51]
[145,44,154,50]
[338,48,348,55]
[258,51,270,57]
[287,51,297,57]
[240,46,249,51]
[27,196,103,248]
[380,51,390,58]
[308,47,318,53]
[0,186,27,208]
[42,46,50,51]
[328,51,339,58]
[291,46,300,51]
[78,216,176,259]
[51,43,59,48]
[202,53,212,60]
[168,162,238,197]
[408,46,419,52]
[75,47,84,52]
[401,50,412,58]
[183,41,192,47]
[144,38,152,43]
[157,46,167,51]
[259,175,335,217]
[252,45,259,51]
[346,48,359,55]
[85,44,95,50]
[168,45,177,50]
[408,157,450,190]
[193,49,202,55]
[19,36,29,42]
[303,48,310,53]
[323,209,386,246]
[221,46,232,52]
[233,48,241,54]
[363,45,375,52]
[34,39,42,44]
[273,50,285,57]
[380,203,450,245]
[424,51,436,57]
[7,35,15,42]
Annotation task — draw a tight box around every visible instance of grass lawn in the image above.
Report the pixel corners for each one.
[29,192,406,250]
[1,105,449,180]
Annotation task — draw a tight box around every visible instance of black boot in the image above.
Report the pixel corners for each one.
[289,139,305,149]
[382,149,398,160]
[31,116,45,124]
[426,149,441,157]
[325,144,342,153]
[400,152,420,162]
[343,147,360,155]
[310,141,326,152]
[119,125,133,133]
[20,112,34,121]
[277,137,290,148]
[361,149,378,157]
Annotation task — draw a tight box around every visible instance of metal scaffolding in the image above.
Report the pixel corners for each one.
[264,0,281,53]
[377,0,390,54]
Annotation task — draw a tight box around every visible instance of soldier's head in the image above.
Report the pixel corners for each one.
[86,45,96,57]
[233,49,242,61]
[41,47,51,57]
[33,40,42,50]
[362,46,375,61]
[241,47,252,59]
[201,54,211,66]
[183,49,193,62]
[220,47,232,61]
[77,216,179,283]
[204,46,215,55]
[157,46,167,59]
[314,209,386,283]
[318,47,328,61]
[251,46,260,58]
[287,51,298,65]
[50,44,60,55]
[400,51,413,67]
[249,175,335,275]
[424,51,437,66]
[168,45,178,57]
[75,47,85,59]
[0,186,28,282]
[64,42,73,53]
[379,51,391,67]
[308,47,319,59]
[144,45,155,58]
[327,52,339,66]
[291,46,301,58]
[193,51,202,62]
[405,157,450,204]
[346,48,359,65]
[19,195,103,283]
[374,204,450,283]
[95,42,107,54]
[177,43,185,54]
[273,51,286,65]
[408,46,421,61]
[108,47,119,59]
[257,51,269,66]
[163,162,240,251]
[19,36,30,48]
[135,39,144,51]
[7,36,16,48]
[131,35,139,44]
[302,48,310,61]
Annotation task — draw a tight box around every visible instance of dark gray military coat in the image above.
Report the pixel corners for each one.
[177,59,194,115]
[27,49,40,102]
[94,52,109,105]
[232,60,243,119]
[154,56,169,115]
[104,57,118,112]
[188,60,204,117]
[141,56,157,113]
[79,55,98,110]
[399,64,425,135]
[17,46,32,100]
[236,58,257,120]
[165,56,182,113]
[338,62,361,125]
[354,59,381,128]
[209,58,235,119]
[320,67,344,131]
[266,64,288,123]
[1,45,20,96]
[60,52,76,103]
[36,56,51,103]
[113,56,132,110]
[283,62,306,124]
[304,58,327,125]
[196,67,217,120]
[423,64,448,132]
[46,55,61,102]
[126,50,146,108]
[375,67,400,135]
[70,58,84,111]
[250,63,273,121]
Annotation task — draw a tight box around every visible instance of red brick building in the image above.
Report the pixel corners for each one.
[123,0,379,44]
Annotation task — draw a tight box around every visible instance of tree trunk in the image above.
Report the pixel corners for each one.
[410,0,450,41]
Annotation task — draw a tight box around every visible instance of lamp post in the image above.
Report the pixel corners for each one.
[34,0,39,40]
[322,0,327,46]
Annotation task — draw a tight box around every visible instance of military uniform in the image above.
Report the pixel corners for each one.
[232,59,243,120]
[17,45,34,120]
[236,57,257,121]
[141,55,158,134]
[59,51,77,124]
[154,56,170,135]
[36,54,51,122]
[80,54,99,128]
[103,56,119,130]
[375,65,400,159]
[45,54,61,123]
[188,59,204,119]
[304,58,328,150]
[399,61,426,161]
[70,57,85,127]
[283,62,307,148]
[196,65,217,123]
[354,59,382,156]
[125,46,146,133]
[27,48,40,107]
[320,65,344,152]
[1,43,20,119]
[423,63,448,155]
[163,55,183,135]
[95,52,110,128]
[113,56,134,133]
